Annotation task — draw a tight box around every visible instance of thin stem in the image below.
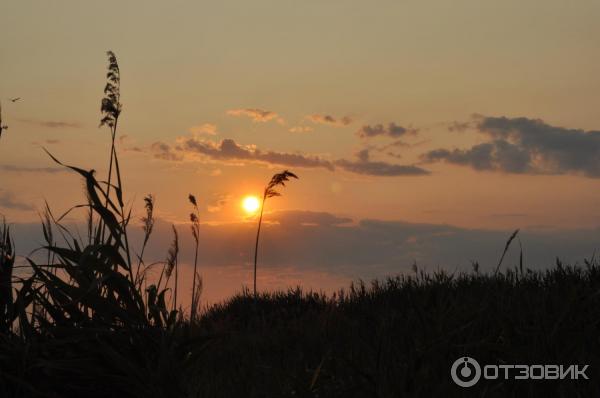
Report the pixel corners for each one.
[173,254,178,313]
[100,121,117,244]
[135,237,149,288]
[191,221,199,323]
[105,122,117,204]
[253,194,266,300]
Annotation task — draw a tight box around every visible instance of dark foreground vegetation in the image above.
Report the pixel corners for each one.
[1,264,600,397]
[1,52,598,397]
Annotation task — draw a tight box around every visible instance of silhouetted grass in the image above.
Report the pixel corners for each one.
[253,170,298,299]
[188,263,600,398]
[2,264,600,397]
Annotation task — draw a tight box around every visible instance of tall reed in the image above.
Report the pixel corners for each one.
[98,51,136,286]
[253,170,298,299]
[0,218,14,333]
[188,194,201,323]
[99,50,123,204]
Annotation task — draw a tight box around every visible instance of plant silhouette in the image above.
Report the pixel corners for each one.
[0,219,14,333]
[188,194,202,323]
[252,170,298,299]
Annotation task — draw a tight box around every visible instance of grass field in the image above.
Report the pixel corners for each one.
[1,263,600,397]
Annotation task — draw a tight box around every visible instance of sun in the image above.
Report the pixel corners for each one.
[242,195,260,214]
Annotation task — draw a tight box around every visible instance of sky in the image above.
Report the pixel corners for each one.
[1,1,599,304]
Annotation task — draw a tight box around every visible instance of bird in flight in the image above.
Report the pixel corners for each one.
[10,97,20,103]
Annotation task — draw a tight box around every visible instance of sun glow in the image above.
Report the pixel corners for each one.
[242,195,260,214]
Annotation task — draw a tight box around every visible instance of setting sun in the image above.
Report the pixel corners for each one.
[242,195,260,214]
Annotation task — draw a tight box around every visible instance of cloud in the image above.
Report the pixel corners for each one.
[355,149,370,162]
[207,193,231,213]
[150,136,430,177]
[189,123,218,136]
[335,158,430,177]
[0,190,33,211]
[12,212,598,281]
[150,141,183,161]
[357,123,418,138]
[0,164,65,173]
[423,140,532,173]
[263,210,353,227]
[447,121,471,133]
[17,118,81,129]
[177,137,335,170]
[306,114,352,127]
[422,115,600,178]
[383,140,410,148]
[116,135,145,153]
[227,108,279,123]
[289,126,314,133]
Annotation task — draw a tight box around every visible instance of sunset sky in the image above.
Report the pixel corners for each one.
[1,1,599,303]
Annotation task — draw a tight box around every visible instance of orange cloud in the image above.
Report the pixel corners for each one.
[289,126,314,133]
[189,123,218,135]
[306,114,352,127]
[227,108,279,123]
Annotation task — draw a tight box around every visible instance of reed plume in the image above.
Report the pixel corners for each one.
[166,224,179,312]
[253,170,298,299]
[135,194,155,287]
[494,228,520,275]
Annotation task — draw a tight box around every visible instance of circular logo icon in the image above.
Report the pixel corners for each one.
[451,357,481,387]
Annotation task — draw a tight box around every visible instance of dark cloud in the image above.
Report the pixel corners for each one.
[264,210,352,227]
[355,149,370,162]
[357,123,418,139]
[371,139,427,160]
[306,114,352,127]
[385,152,403,159]
[423,140,532,173]
[422,116,600,178]
[151,137,430,177]
[384,140,410,148]
[177,137,335,171]
[0,190,33,211]
[335,158,429,177]
[17,118,81,129]
[11,212,600,281]
[227,108,279,123]
[447,121,471,133]
[150,141,183,161]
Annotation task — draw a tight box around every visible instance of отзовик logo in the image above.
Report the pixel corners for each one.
[451,357,482,387]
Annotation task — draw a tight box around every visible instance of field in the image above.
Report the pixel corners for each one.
[1,263,600,397]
